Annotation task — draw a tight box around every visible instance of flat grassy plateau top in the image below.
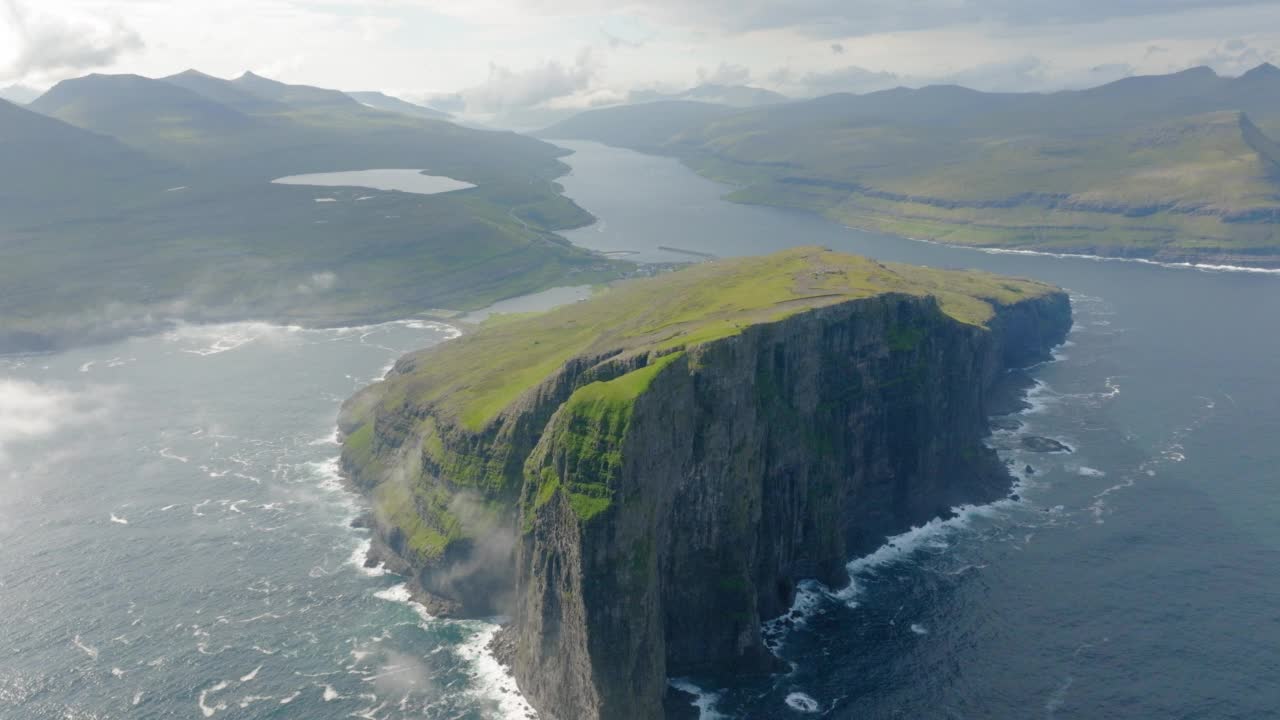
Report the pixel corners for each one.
[375,247,1059,431]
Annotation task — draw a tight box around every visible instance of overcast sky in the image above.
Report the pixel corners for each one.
[3,0,1279,116]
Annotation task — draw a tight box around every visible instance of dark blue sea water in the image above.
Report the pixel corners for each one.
[2,140,1278,720]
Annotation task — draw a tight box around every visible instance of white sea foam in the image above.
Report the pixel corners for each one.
[669,678,728,719]
[893,231,1280,275]
[110,667,125,677]
[165,322,303,357]
[240,665,262,682]
[785,691,820,713]
[910,623,929,635]
[456,621,538,719]
[309,427,341,446]
[321,684,342,701]
[315,198,338,203]
[350,538,387,576]
[132,691,143,705]
[198,680,229,717]
[72,635,99,660]
[1075,467,1106,477]
[373,583,432,623]
[278,690,301,704]
[158,448,189,463]
[109,514,129,525]
[160,504,180,511]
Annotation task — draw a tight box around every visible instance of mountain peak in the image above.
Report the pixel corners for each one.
[1241,62,1280,80]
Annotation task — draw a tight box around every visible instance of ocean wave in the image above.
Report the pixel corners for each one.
[166,322,304,357]
[455,621,538,719]
[373,583,433,624]
[889,232,1280,276]
[349,539,387,577]
[669,678,728,719]
[785,691,820,713]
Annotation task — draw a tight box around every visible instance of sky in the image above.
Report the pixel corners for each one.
[2,0,1280,119]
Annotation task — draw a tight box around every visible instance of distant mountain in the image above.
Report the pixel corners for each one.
[0,84,41,105]
[1,69,615,352]
[629,83,788,108]
[543,64,1280,267]
[539,101,739,151]
[162,69,287,113]
[346,91,450,120]
[0,98,166,209]
[232,71,360,108]
[30,73,256,144]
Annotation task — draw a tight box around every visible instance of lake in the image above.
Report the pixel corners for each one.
[272,169,475,195]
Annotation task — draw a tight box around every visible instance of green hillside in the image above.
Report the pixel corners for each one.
[1,72,617,350]
[346,91,451,121]
[545,65,1280,266]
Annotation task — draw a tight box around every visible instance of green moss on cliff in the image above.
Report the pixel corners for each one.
[536,353,685,522]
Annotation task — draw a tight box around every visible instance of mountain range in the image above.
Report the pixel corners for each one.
[0,70,616,351]
[542,64,1280,266]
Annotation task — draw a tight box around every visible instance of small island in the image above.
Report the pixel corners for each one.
[339,247,1071,719]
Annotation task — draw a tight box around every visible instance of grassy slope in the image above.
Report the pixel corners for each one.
[547,66,1280,265]
[2,73,617,347]
[377,247,1058,432]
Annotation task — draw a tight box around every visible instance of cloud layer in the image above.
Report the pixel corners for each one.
[1,0,143,82]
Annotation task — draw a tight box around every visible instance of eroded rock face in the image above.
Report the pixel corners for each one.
[342,287,1071,720]
[510,292,1069,719]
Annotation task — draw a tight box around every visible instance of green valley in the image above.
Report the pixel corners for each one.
[0,71,619,351]
[542,64,1280,267]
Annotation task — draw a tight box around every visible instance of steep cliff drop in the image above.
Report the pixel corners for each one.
[339,247,1072,719]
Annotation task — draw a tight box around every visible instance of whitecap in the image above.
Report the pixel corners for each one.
[132,691,143,705]
[309,427,341,446]
[785,691,821,713]
[894,231,1280,275]
[110,514,129,525]
[72,635,99,660]
[279,691,301,704]
[374,583,432,624]
[1075,467,1106,477]
[240,665,262,682]
[111,667,125,677]
[198,680,229,717]
[158,448,189,463]
[321,684,342,701]
[669,678,727,719]
[350,539,387,577]
[910,623,929,635]
[455,621,539,719]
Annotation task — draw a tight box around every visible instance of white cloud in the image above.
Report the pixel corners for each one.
[0,0,143,83]
[454,48,597,115]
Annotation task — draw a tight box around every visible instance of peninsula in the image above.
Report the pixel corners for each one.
[340,247,1072,719]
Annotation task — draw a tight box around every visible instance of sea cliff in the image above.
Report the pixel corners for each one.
[339,247,1071,719]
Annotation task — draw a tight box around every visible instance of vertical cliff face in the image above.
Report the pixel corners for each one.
[338,249,1071,720]
[510,292,1070,719]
